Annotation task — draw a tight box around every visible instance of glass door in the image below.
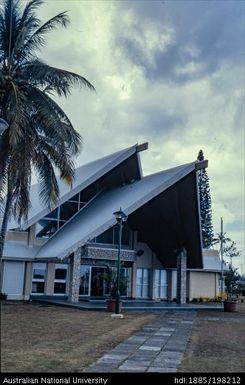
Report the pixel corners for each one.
[136,268,150,298]
[154,269,168,299]
[90,267,109,297]
[80,265,90,295]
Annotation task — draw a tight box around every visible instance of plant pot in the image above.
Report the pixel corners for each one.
[106,299,122,313]
[224,300,237,312]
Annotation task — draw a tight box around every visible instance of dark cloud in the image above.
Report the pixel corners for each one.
[116,0,244,83]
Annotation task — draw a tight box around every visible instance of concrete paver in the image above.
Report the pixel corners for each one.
[84,310,196,373]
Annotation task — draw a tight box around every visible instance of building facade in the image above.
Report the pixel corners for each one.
[1,143,221,303]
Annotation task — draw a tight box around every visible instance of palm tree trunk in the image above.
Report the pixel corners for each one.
[0,173,13,292]
[0,192,12,258]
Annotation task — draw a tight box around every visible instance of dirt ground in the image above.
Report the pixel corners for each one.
[179,302,245,372]
[0,301,156,372]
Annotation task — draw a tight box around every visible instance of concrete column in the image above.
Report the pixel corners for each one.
[131,262,137,299]
[23,262,33,300]
[28,224,36,247]
[186,271,190,302]
[150,253,156,300]
[45,263,55,295]
[177,249,187,304]
[167,270,172,301]
[68,249,81,302]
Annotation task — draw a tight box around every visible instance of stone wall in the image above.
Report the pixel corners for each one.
[83,245,136,262]
[68,249,81,302]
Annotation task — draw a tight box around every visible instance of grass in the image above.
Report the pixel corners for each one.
[1,301,156,373]
[178,302,245,372]
[2,301,245,373]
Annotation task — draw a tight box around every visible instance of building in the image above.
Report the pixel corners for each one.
[1,143,222,303]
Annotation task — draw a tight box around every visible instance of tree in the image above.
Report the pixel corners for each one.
[212,232,240,267]
[0,0,95,259]
[212,231,231,252]
[223,241,240,267]
[197,149,214,248]
[225,264,240,300]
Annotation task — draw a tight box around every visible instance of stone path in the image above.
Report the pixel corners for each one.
[84,310,196,373]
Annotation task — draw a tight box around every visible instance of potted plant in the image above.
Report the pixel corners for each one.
[223,265,239,312]
[103,268,126,312]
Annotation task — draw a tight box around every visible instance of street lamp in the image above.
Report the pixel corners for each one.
[220,217,224,304]
[0,118,9,135]
[113,208,127,315]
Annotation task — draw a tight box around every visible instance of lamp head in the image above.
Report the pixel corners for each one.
[113,208,127,223]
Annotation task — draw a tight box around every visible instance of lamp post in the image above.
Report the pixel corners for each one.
[0,118,9,135]
[220,217,224,304]
[113,208,127,315]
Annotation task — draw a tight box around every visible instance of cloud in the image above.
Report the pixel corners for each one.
[37,0,244,271]
[115,1,244,84]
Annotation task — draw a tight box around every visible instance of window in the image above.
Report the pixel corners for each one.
[59,201,79,221]
[69,193,79,202]
[32,263,47,294]
[36,219,58,238]
[120,267,131,297]
[90,225,132,247]
[154,269,168,299]
[136,268,150,298]
[114,225,131,246]
[95,228,114,244]
[54,264,68,294]
[35,184,105,239]
[80,265,90,295]
[44,208,58,220]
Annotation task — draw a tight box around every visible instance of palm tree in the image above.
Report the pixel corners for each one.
[224,241,240,268]
[212,231,231,253]
[0,0,95,258]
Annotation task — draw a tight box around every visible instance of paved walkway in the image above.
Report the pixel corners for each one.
[84,310,197,373]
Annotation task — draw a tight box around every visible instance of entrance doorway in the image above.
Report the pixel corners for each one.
[79,265,131,297]
[90,267,109,297]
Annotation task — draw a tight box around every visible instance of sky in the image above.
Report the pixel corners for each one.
[38,0,244,273]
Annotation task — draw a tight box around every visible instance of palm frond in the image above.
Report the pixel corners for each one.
[0,0,22,59]
[35,137,75,185]
[32,151,59,206]
[5,82,29,147]
[10,138,32,221]
[26,86,82,155]
[20,0,43,25]
[18,11,70,61]
[22,59,95,94]
[0,0,94,225]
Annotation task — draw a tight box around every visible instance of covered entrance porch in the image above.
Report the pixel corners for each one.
[30,295,223,312]
[80,265,130,297]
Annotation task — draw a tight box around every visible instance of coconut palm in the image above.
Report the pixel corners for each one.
[0,0,95,258]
